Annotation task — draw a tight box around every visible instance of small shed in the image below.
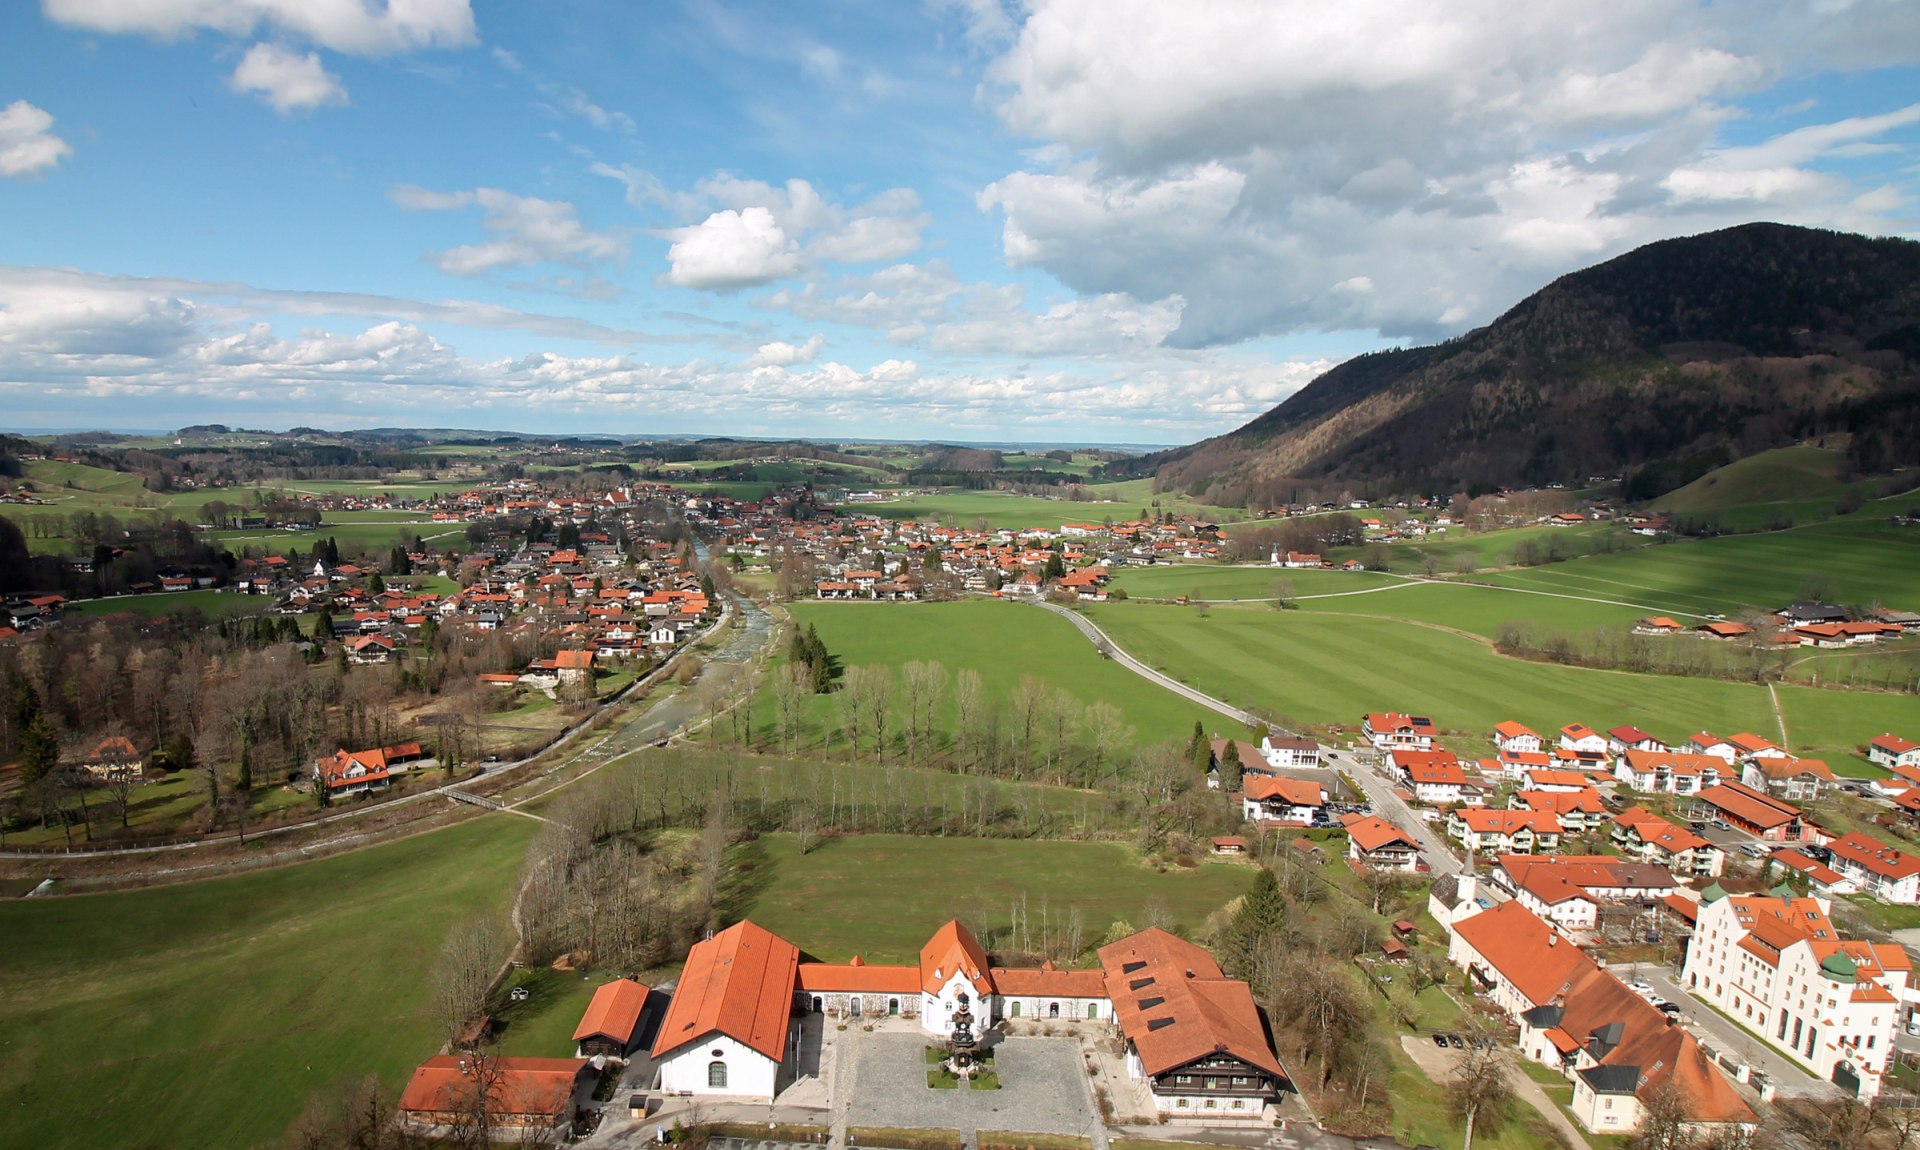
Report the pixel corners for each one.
[1211,835,1247,855]
[572,978,651,1059]
[1289,837,1326,863]
[1380,937,1410,962]
[1392,919,1418,939]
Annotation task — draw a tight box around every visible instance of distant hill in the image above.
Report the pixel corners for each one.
[1650,444,1851,515]
[1145,223,1920,505]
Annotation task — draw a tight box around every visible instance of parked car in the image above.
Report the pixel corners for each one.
[1628,980,1654,994]
[1433,1033,1452,1047]
[1448,1034,1466,1049]
[1711,819,1732,831]
[1657,1002,1682,1014]
[1739,844,1766,859]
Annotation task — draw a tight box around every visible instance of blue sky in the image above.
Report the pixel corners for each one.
[1,0,1917,443]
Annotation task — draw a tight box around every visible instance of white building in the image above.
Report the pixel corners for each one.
[1825,833,1920,905]
[1681,892,1910,1097]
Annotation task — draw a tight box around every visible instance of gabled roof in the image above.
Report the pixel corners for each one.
[920,919,993,996]
[1096,928,1282,1080]
[1341,812,1419,853]
[1828,832,1920,881]
[572,978,650,1044]
[398,1055,586,1118]
[1243,775,1326,806]
[650,920,799,1062]
[1699,781,1798,829]
[1450,901,1589,1006]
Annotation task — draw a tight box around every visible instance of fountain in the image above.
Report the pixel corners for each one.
[945,993,981,1079]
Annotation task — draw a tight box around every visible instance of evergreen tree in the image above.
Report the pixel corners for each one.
[1219,867,1288,985]
[324,536,340,565]
[368,571,385,594]
[1043,551,1066,580]
[19,716,59,785]
[160,732,195,775]
[1219,739,1244,792]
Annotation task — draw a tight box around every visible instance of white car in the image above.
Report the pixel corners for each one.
[1628,980,1654,995]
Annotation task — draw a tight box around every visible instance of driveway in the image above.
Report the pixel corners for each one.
[1397,1034,1587,1149]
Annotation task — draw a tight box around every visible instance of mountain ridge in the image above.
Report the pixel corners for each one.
[1148,223,1920,505]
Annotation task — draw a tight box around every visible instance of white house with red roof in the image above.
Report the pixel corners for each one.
[1391,749,1480,806]
[1557,724,1610,767]
[1240,775,1328,824]
[1490,721,1542,756]
[1613,749,1729,795]
[1826,833,1920,905]
[1869,734,1920,771]
[1605,725,1665,755]
[1361,712,1435,753]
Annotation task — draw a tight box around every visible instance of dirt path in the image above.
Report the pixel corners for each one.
[1769,681,1791,749]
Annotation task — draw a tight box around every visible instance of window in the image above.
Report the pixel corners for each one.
[1177,1099,1189,1109]
[1232,1076,1250,1086]
[1175,1074,1193,1085]
[1204,1099,1217,1109]
[708,1061,727,1089]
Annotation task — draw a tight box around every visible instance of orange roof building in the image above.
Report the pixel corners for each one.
[397,1055,587,1131]
[651,920,799,1096]
[572,978,651,1057]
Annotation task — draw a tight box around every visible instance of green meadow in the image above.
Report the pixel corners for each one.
[0,814,535,1150]
[1477,515,1919,615]
[739,833,1251,963]
[769,599,1234,751]
[1106,564,1402,601]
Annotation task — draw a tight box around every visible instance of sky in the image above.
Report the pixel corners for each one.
[1,1,1918,444]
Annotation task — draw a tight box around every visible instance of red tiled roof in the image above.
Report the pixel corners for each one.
[1450,901,1588,1007]
[920,920,993,996]
[573,979,650,1045]
[1699,781,1798,829]
[398,1055,586,1119]
[796,960,921,994]
[1828,832,1920,881]
[990,960,1108,998]
[1341,813,1418,853]
[1097,928,1282,1079]
[650,920,799,1062]
[1243,775,1326,806]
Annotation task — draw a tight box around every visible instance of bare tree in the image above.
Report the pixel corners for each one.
[432,915,509,1048]
[772,662,807,755]
[1085,701,1133,785]
[901,660,948,766]
[836,666,869,758]
[1446,1037,1513,1150]
[952,669,983,772]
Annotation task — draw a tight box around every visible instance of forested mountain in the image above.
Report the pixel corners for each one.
[1146,223,1920,505]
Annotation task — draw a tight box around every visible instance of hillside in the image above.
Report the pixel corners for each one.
[1149,223,1920,504]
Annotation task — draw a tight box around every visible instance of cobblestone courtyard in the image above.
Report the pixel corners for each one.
[845,1032,1102,1136]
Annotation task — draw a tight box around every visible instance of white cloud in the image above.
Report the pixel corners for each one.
[745,334,824,368]
[0,100,72,177]
[391,186,626,276]
[972,0,1920,347]
[666,207,804,290]
[229,42,348,113]
[43,0,478,56]
[598,168,931,290]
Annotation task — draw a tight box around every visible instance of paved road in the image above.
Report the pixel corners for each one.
[1634,967,1841,1099]
[1321,747,1462,878]
[1032,600,1463,878]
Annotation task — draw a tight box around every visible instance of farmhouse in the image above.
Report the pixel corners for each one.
[76,734,149,780]
[648,918,1285,1119]
[313,741,429,797]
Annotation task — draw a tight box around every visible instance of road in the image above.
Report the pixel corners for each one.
[1632,966,1841,1100]
[1031,600,1464,878]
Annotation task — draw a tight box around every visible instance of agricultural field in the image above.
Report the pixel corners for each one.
[1295,578,1648,638]
[1082,602,1780,752]
[1330,520,1643,577]
[0,813,536,1150]
[1476,514,1919,616]
[1106,564,1402,601]
[853,490,1141,531]
[737,833,1252,963]
[771,599,1237,751]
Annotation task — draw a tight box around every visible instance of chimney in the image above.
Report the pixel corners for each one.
[1548,934,1558,947]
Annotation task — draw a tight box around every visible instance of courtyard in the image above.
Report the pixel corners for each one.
[844,1028,1105,1137]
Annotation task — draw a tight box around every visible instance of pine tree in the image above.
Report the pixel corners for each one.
[1219,739,1243,792]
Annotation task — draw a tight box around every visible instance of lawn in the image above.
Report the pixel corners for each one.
[1080,602,1781,753]
[63,587,277,621]
[491,966,604,1058]
[0,813,536,1150]
[737,833,1251,962]
[1476,515,1919,616]
[1106,565,1402,602]
[773,599,1237,751]
[1295,578,1647,638]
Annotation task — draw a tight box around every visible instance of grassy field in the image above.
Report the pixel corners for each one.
[0,813,536,1150]
[852,490,1142,531]
[1648,445,1901,532]
[737,833,1251,962]
[63,587,278,621]
[1330,521,1643,577]
[1296,579,1647,638]
[1082,602,1780,751]
[1105,565,1402,601]
[774,599,1238,750]
[1476,515,1918,615]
